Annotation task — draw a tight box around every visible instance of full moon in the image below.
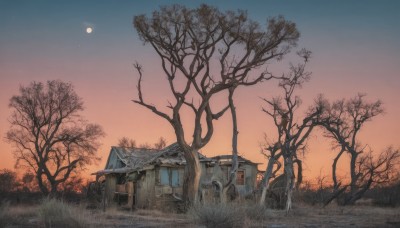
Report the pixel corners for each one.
[86,27,93,34]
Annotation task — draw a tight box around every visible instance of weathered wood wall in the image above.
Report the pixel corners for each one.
[236,163,258,195]
[105,175,117,206]
[105,150,124,169]
[135,170,155,209]
[104,162,258,210]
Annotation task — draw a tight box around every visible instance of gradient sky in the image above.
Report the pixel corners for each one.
[1,0,399,182]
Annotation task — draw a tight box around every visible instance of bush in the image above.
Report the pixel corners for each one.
[38,198,89,228]
[295,188,332,206]
[244,203,270,221]
[367,182,400,207]
[189,202,245,228]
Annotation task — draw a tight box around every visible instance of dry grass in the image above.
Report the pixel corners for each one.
[262,203,400,227]
[0,201,12,228]
[83,206,194,228]
[38,198,91,228]
[188,202,246,228]
[244,203,271,221]
[2,199,400,227]
[0,201,37,227]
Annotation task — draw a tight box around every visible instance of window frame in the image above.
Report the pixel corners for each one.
[236,170,245,186]
[159,166,180,187]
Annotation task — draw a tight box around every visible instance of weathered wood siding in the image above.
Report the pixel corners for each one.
[135,170,155,209]
[103,161,258,210]
[236,163,258,195]
[127,182,134,209]
[202,163,258,196]
[105,150,124,169]
[152,166,184,212]
[105,175,117,205]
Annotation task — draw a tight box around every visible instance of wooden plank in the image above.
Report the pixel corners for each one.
[127,182,134,209]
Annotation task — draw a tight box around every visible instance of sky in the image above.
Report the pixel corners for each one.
[1,0,399,182]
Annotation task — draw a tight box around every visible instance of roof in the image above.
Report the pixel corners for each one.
[95,143,210,175]
[211,154,260,165]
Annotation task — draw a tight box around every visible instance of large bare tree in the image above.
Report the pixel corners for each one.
[6,80,104,195]
[260,50,326,212]
[133,4,300,204]
[317,94,400,205]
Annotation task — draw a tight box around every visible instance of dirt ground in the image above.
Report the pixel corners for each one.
[258,205,400,228]
[88,204,400,228]
[3,204,400,227]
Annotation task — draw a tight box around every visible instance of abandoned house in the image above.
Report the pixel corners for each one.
[93,143,259,211]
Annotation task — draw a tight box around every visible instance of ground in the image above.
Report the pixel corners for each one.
[2,203,400,227]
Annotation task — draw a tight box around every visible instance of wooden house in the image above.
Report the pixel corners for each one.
[94,143,259,211]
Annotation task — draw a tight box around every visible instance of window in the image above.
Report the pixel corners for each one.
[160,167,170,185]
[171,169,179,187]
[160,167,180,187]
[236,170,245,185]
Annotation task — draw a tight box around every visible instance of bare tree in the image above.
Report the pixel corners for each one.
[317,95,400,205]
[22,172,37,192]
[154,137,167,150]
[118,137,137,148]
[6,80,104,195]
[260,50,326,212]
[59,174,84,194]
[117,136,166,149]
[258,134,282,206]
[133,4,300,205]
[0,169,18,192]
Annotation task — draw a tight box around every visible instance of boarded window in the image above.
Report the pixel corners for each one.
[237,170,245,185]
[159,167,180,187]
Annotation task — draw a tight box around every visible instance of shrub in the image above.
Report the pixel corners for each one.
[368,182,400,207]
[189,202,245,228]
[38,198,89,228]
[244,203,270,221]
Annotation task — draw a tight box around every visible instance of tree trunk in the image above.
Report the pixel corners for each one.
[222,87,239,204]
[294,159,303,189]
[182,149,201,206]
[284,157,295,213]
[259,157,276,205]
[50,183,59,197]
[332,147,345,190]
[323,185,348,207]
[349,152,358,195]
[36,173,49,195]
[346,178,373,205]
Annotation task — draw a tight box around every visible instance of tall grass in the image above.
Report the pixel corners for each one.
[0,201,11,228]
[38,198,90,228]
[244,203,270,221]
[0,201,37,227]
[189,202,245,228]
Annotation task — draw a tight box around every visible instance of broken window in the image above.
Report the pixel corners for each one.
[236,170,245,185]
[160,167,180,187]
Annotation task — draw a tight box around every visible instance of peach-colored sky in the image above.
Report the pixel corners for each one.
[1,1,399,182]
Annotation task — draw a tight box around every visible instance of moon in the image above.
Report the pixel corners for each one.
[86,27,93,34]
